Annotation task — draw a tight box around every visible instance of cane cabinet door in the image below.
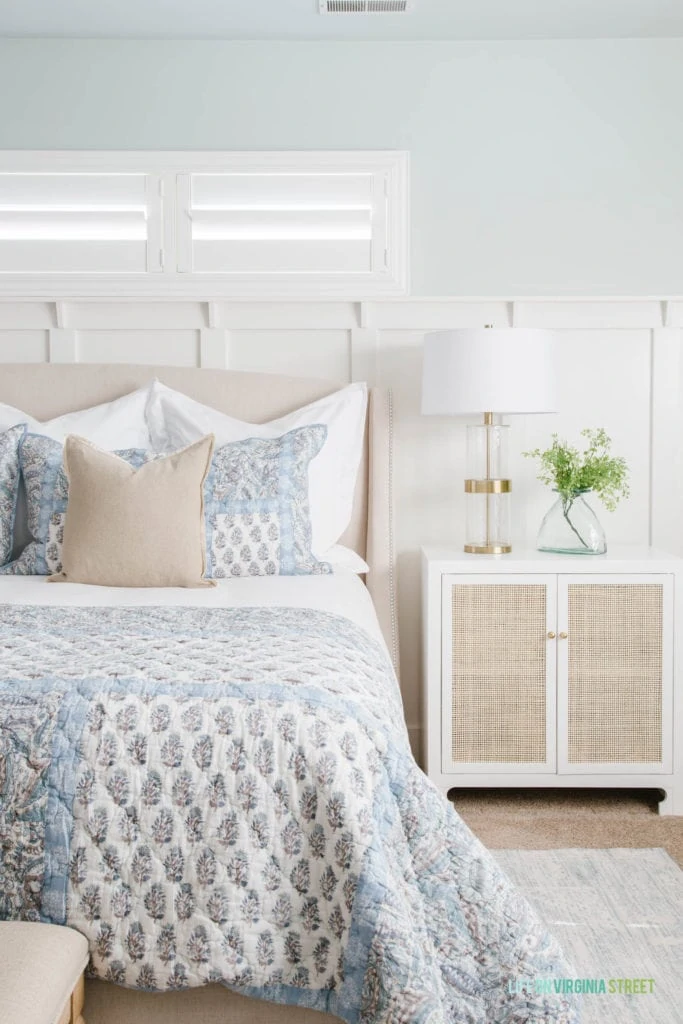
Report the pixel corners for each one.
[557,575,673,775]
[442,574,557,774]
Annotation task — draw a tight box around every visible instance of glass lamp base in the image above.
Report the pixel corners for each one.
[464,420,512,554]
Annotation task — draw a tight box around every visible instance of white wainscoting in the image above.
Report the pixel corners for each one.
[1,296,682,761]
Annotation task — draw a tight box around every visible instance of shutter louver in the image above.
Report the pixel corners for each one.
[178,172,380,276]
[0,173,157,273]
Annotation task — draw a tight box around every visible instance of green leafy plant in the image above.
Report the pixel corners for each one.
[523,428,629,511]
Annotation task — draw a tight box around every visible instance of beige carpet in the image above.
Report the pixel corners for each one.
[450,788,683,867]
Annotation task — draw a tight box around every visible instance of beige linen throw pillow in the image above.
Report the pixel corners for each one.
[49,433,215,588]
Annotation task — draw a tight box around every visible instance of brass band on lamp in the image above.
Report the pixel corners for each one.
[464,544,513,554]
[465,479,511,494]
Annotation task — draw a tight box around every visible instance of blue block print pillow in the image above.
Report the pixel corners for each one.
[2,433,157,576]
[205,424,330,578]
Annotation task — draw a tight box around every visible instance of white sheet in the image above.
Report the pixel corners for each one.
[0,572,386,650]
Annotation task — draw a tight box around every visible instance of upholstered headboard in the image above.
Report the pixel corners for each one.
[0,364,398,672]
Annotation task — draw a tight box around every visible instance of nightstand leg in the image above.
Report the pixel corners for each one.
[657,786,682,816]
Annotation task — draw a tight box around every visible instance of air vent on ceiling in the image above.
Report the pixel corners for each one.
[319,1,412,14]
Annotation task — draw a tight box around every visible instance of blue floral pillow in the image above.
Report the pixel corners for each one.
[0,424,25,566]
[1,433,156,576]
[1,426,330,578]
[205,424,331,578]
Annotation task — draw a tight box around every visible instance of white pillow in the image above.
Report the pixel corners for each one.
[324,544,369,574]
[146,380,368,558]
[0,385,153,448]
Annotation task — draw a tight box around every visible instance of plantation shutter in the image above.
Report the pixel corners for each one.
[0,152,407,295]
[0,173,163,273]
[176,170,388,277]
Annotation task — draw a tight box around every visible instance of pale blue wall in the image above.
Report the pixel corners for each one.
[1,38,682,295]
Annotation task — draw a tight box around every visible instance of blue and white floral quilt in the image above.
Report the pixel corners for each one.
[0,604,579,1023]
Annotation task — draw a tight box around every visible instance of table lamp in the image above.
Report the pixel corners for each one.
[421,327,557,554]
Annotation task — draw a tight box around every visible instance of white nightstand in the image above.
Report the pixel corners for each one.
[422,546,683,815]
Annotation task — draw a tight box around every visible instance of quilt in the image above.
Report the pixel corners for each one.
[0,604,580,1023]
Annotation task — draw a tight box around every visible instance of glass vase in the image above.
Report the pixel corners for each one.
[537,489,607,555]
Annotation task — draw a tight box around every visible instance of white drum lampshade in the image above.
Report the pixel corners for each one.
[422,328,557,554]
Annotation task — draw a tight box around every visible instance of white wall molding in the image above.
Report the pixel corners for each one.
[666,301,683,328]
[54,301,68,329]
[357,302,374,330]
[207,302,219,329]
[1,296,682,332]
[511,299,665,330]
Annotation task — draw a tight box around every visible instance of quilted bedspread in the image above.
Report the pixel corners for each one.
[0,604,580,1023]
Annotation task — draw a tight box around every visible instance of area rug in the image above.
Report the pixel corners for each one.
[496,848,683,1023]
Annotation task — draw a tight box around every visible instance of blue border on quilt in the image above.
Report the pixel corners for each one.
[41,689,89,924]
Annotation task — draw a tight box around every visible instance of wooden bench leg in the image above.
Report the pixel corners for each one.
[71,974,86,1024]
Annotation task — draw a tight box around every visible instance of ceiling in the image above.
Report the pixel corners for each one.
[0,0,681,41]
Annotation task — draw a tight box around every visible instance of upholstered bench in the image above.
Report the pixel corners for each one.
[0,922,88,1024]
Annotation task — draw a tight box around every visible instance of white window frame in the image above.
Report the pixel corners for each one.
[0,151,409,299]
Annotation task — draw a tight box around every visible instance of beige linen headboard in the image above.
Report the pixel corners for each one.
[0,364,398,673]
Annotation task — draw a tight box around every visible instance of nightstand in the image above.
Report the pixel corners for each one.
[422,546,682,815]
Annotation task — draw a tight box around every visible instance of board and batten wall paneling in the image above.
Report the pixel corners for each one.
[0,297,681,761]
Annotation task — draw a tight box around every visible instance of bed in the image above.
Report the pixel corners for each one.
[0,365,578,1024]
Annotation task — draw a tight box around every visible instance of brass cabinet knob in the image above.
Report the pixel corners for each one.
[559,631,568,640]
[547,631,556,639]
